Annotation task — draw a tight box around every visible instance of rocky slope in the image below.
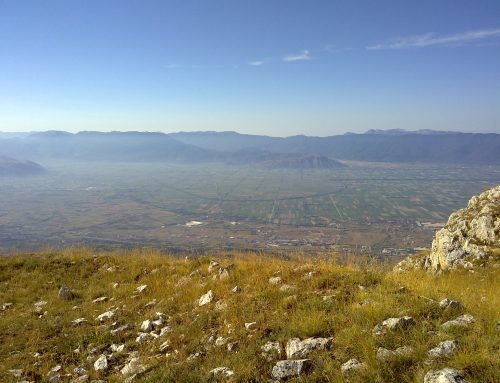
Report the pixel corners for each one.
[0,249,498,382]
[395,185,500,272]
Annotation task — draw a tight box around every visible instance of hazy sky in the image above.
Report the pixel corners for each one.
[1,0,500,136]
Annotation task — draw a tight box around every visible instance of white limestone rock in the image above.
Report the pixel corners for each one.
[428,340,459,359]
[208,367,234,378]
[285,337,333,359]
[199,290,214,306]
[121,358,146,376]
[261,341,282,360]
[424,368,468,383]
[208,261,220,273]
[136,285,148,294]
[271,359,313,380]
[268,276,283,285]
[441,314,475,331]
[245,322,258,331]
[341,359,367,375]
[93,355,108,372]
[439,298,462,311]
[140,319,153,332]
[373,316,416,336]
[96,310,115,322]
[395,185,499,273]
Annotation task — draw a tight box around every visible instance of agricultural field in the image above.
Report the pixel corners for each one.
[0,161,499,259]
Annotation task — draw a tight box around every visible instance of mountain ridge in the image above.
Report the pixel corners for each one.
[1,130,499,165]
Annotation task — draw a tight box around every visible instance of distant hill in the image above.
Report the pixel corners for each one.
[259,154,346,169]
[0,156,44,176]
[225,149,345,169]
[171,130,500,165]
[1,130,500,165]
[0,131,215,163]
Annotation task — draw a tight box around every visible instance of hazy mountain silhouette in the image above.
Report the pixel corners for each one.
[1,130,499,165]
[0,156,44,176]
[171,130,500,165]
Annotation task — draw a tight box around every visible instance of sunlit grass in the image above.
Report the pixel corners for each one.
[0,247,498,382]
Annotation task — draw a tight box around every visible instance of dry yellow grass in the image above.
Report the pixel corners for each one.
[0,247,498,382]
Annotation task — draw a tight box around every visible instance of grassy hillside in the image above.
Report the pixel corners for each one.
[0,248,498,382]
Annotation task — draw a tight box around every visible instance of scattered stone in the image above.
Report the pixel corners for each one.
[176,276,189,287]
[245,322,258,331]
[1,302,13,311]
[218,267,230,279]
[215,336,229,346]
[121,357,146,376]
[428,340,459,359]
[92,297,108,304]
[199,290,214,306]
[376,346,414,362]
[280,284,296,292]
[186,351,205,361]
[96,310,115,322]
[231,285,241,293]
[269,276,283,285]
[322,294,336,301]
[112,283,119,289]
[190,269,201,277]
[135,333,149,343]
[373,316,416,336]
[261,341,282,360]
[70,375,89,383]
[58,285,74,300]
[208,261,220,273]
[9,369,23,378]
[424,368,468,383]
[209,367,234,378]
[341,359,367,375]
[73,367,87,376]
[93,355,108,372]
[140,319,153,332]
[271,359,313,380]
[136,285,148,294]
[439,298,462,311]
[159,325,172,337]
[215,299,228,311]
[72,318,88,326]
[110,323,133,335]
[144,299,157,308]
[441,314,475,330]
[159,340,170,352]
[110,343,125,353]
[227,342,238,352]
[285,337,333,359]
[48,366,62,377]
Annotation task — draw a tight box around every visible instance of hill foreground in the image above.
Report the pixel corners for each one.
[1,248,498,382]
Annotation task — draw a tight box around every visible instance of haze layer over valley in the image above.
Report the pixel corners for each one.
[1,130,499,259]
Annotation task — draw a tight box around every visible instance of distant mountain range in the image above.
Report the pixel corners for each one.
[0,129,499,166]
[0,156,44,176]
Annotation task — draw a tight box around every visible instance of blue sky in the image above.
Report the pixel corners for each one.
[1,0,499,136]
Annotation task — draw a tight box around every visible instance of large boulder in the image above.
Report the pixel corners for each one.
[395,185,499,272]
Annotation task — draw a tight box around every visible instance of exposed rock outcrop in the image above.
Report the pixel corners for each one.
[395,185,499,272]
